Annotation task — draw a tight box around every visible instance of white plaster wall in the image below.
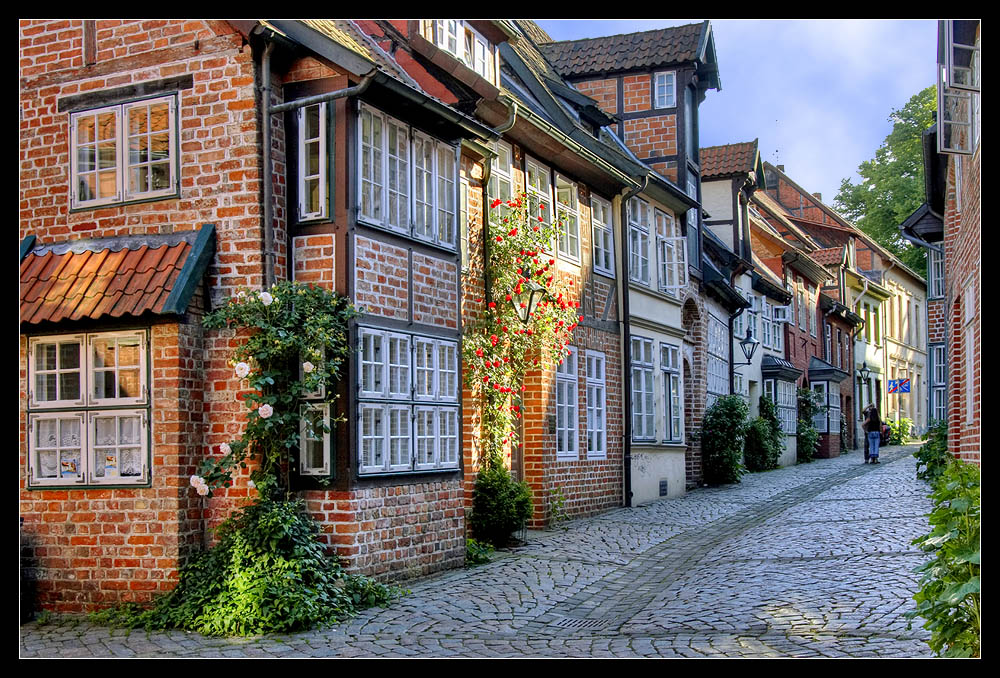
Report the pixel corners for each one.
[631,447,687,503]
[702,179,733,221]
[778,434,797,467]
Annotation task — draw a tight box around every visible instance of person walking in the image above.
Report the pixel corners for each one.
[865,405,882,464]
[861,405,872,463]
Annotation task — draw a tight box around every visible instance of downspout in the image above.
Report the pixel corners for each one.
[619,174,648,508]
[899,229,944,255]
[261,41,275,288]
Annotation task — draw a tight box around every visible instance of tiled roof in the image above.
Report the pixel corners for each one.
[701,141,758,179]
[810,247,845,267]
[537,22,704,76]
[20,228,213,325]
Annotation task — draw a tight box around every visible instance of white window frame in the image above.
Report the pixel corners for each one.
[459,177,470,270]
[733,288,745,339]
[770,379,797,435]
[299,403,331,476]
[928,248,945,298]
[425,20,497,85]
[654,71,676,109]
[812,382,829,433]
[631,336,656,441]
[358,103,458,248]
[525,155,552,227]
[489,140,514,213]
[585,350,607,459]
[555,174,581,263]
[661,343,683,443]
[297,102,328,221]
[628,197,651,285]
[707,314,729,407]
[27,331,150,488]
[556,348,579,459]
[655,209,686,297]
[357,327,459,475]
[70,95,179,209]
[591,195,615,278]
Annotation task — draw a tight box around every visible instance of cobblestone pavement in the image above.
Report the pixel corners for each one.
[20,444,934,658]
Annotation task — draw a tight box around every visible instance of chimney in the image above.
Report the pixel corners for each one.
[813,192,822,202]
[776,164,784,172]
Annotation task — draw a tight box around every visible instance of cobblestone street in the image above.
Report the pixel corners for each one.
[20,443,934,658]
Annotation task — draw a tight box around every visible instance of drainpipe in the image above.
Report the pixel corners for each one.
[619,174,648,508]
[261,41,276,288]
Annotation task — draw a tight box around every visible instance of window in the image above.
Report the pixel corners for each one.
[556,349,579,459]
[591,195,614,277]
[928,249,945,297]
[761,302,773,349]
[555,174,580,262]
[661,343,683,443]
[685,175,699,265]
[733,287,745,339]
[654,71,676,109]
[747,293,759,342]
[931,344,947,422]
[812,382,828,433]
[27,331,149,487]
[489,141,514,209]
[299,403,331,476]
[775,380,797,434]
[71,95,178,209]
[586,351,607,458]
[357,327,458,474]
[797,283,806,330]
[359,104,457,248]
[297,102,328,221]
[628,197,651,285]
[656,209,687,297]
[824,323,832,363]
[422,20,497,85]
[525,156,552,227]
[459,178,470,270]
[707,314,729,408]
[807,288,816,337]
[836,329,843,369]
[631,336,655,441]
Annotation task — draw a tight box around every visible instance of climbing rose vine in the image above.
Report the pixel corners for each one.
[463,193,582,467]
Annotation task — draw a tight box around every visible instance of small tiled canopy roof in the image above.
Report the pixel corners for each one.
[700,141,758,179]
[809,247,846,267]
[538,22,704,76]
[20,225,215,325]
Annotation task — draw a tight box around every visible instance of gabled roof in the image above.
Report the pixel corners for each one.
[20,225,215,326]
[700,140,760,180]
[537,22,706,77]
[752,191,821,250]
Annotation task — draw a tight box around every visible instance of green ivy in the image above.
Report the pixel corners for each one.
[914,420,950,483]
[906,458,980,657]
[701,395,748,485]
[796,388,824,463]
[90,500,400,636]
[465,538,494,567]
[744,396,783,472]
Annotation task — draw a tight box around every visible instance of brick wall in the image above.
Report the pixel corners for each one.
[303,479,465,580]
[622,74,651,113]
[682,295,707,488]
[573,78,618,116]
[413,253,459,330]
[624,115,677,160]
[354,235,410,320]
[292,234,335,289]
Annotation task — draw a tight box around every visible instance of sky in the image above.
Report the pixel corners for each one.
[535,19,938,206]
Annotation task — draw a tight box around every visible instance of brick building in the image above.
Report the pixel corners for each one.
[901,19,980,464]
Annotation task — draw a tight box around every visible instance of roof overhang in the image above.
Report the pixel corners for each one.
[761,354,803,382]
[899,202,944,246]
[809,356,850,384]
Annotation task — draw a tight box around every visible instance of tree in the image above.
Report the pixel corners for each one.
[834,85,935,276]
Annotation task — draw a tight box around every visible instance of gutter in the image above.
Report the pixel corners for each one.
[619,174,648,509]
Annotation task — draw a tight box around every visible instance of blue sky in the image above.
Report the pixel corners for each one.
[536,19,937,207]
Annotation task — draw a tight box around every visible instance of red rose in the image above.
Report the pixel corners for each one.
[488,301,496,309]
[491,198,502,208]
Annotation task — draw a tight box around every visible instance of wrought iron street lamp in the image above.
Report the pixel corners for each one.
[510,280,546,325]
[734,327,760,366]
[859,363,871,382]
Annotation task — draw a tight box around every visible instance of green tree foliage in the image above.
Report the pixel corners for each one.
[744,396,783,472]
[834,85,935,276]
[796,388,824,463]
[701,395,749,485]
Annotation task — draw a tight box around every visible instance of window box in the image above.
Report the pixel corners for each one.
[70,95,178,209]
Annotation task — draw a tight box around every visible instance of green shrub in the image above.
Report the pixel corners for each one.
[907,458,981,657]
[914,420,950,483]
[90,499,399,636]
[468,464,533,548]
[888,417,914,445]
[796,388,824,463]
[702,395,748,485]
[465,538,494,567]
[744,397,783,472]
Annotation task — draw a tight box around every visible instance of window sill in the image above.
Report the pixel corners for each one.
[69,190,180,214]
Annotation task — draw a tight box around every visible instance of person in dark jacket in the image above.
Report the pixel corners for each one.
[864,406,882,464]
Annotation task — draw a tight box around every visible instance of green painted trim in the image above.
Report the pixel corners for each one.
[20,235,37,262]
[162,223,216,315]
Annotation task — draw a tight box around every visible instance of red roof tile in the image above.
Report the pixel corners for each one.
[700,141,758,179]
[20,236,193,325]
[810,247,846,267]
[538,22,705,76]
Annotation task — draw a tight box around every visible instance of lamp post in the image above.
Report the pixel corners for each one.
[510,279,546,324]
[734,327,760,366]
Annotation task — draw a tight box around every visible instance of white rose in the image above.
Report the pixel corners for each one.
[189,475,203,488]
[302,361,315,374]
[219,442,232,456]
[259,291,274,306]
[196,483,210,496]
[247,479,256,489]
[258,404,274,419]
[234,362,251,379]
[236,290,247,301]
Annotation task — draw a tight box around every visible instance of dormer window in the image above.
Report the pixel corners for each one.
[654,71,676,109]
[421,20,497,84]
